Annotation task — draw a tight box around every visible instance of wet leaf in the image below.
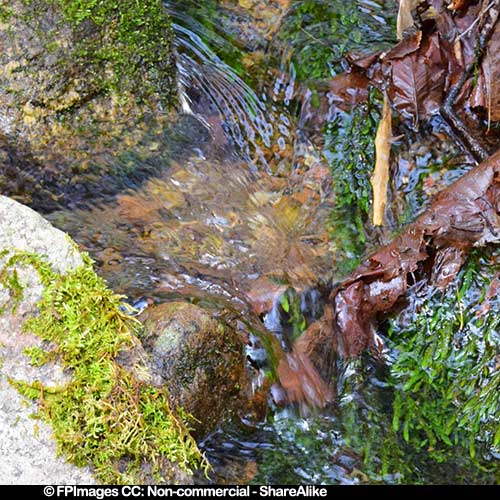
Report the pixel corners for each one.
[328,71,370,110]
[477,274,500,316]
[478,27,500,125]
[246,277,288,316]
[371,94,392,226]
[277,351,333,408]
[387,32,446,125]
[447,0,474,11]
[294,149,500,363]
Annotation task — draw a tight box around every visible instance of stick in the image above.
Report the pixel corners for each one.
[440,0,500,163]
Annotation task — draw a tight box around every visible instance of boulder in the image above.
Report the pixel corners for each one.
[0,196,199,484]
[0,0,177,211]
[140,302,252,437]
[0,195,95,484]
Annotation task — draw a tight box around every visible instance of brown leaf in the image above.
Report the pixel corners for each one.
[477,274,500,316]
[479,26,500,124]
[431,247,467,289]
[447,0,474,11]
[328,72,370,110]
[245,277,288,316]
[277,351,332,407]
[292,149,500,365]
[371,95,392,226]
[388,33,446,124]
[348,51,382,70]
[384,31,422,59]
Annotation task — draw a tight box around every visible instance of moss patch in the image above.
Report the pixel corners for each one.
[388,249,500,462]
[52,0,176,103]
[1,252,208,484]
[324,90,381,274]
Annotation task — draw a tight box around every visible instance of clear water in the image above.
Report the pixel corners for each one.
[40,0,499,484]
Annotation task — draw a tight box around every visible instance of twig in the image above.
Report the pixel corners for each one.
[440,0,500,163]
[458,0,496,40]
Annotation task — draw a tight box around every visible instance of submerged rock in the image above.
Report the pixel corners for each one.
[140,302,252,437]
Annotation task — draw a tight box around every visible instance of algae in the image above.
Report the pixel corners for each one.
[0,251,208,484]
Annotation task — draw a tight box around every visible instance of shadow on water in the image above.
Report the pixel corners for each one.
[13,0,500,484]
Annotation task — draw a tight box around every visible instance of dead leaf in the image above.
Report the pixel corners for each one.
[447,0,474,11]
[397,0,419,39]
[328,71,370,110]
[277,351,332,407]
[291,149,500,365]
[245,277,288,316]
[325,0,483,129]
[371,94,392,226]
[384,30,422,59]
[477,274,500,316]
[388,32,446,125]
[478,25,500,125]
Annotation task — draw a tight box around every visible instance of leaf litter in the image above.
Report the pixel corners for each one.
[277,0,500,405]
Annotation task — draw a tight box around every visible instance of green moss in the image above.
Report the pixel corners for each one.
[52,0,176,103]
[23,346,53,367]
[1,251,208,484]
[388,249,500,462]
[325,90,381,274]
[0,4,14,21]
[0,266,23,315]
[280,289,307,342]
[277,0,396,82]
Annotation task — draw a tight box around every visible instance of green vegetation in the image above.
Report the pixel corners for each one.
[388,249,500,462]
[280,289,307,342]
[51,0,176,101]
[172,0,246,77]
[0,252,208,484]
[278,0,396,82]
[0,4,13,21]
[325,91,381,274]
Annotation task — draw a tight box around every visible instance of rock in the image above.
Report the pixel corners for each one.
[140,302,252,437]
[0,195,83,385]
[0,377,97,485]
[0,195,95,484]
[0,195,83,273]
[0,196,200,484]
[0,0,177,211]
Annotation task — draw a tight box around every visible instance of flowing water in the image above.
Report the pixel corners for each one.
[39,0,500,484]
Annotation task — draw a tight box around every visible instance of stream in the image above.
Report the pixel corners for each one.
[42,0,500,484]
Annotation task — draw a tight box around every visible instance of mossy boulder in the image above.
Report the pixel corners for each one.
[0,196,206,484]
[140,302,252,437]
[0,0,177,211]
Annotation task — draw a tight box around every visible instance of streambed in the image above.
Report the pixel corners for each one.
[16,0,500,484]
